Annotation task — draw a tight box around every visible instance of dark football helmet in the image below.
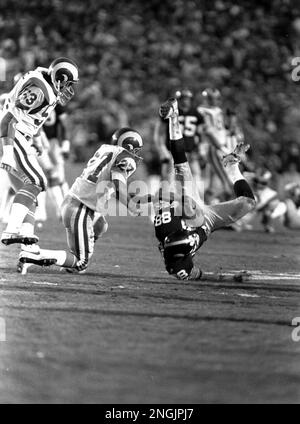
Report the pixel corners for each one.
[111,127,143,157]
[175,89,193,111]
[163,228,202,263]
[48,57,79,105]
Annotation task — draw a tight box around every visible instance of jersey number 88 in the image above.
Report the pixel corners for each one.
[154,211,172,227]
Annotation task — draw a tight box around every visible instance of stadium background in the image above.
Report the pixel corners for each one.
[1,0,300,405]
[1,0,300,178]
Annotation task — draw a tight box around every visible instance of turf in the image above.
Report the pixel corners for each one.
[0,168,300,403]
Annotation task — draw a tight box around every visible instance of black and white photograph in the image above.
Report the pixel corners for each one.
[0,0,300,406]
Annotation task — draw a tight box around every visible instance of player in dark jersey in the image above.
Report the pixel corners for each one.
[154,97,256,281]
[154,89,205,184]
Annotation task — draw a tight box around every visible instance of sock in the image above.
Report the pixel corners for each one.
[224,162,244,184]
[233,179,255,200]
[5,184,40,233]
[40,249,78,268]
[5,203,31,233]
[36,191,47,221]
[20,202,37,236]
[169,115,183,141]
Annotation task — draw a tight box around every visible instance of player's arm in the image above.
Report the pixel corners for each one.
[111,154,140,216]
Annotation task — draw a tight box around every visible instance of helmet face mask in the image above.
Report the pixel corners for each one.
[164,229,200,262]
[111,127,143,160]
[49,57,79,105]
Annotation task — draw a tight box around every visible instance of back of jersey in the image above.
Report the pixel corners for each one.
[69,144,137,213]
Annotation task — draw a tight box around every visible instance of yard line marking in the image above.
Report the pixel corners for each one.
[223,270,300,281]
[31,281,58,286]
[237,293,260,298]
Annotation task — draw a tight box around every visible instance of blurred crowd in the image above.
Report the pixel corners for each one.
[0,0,300,176]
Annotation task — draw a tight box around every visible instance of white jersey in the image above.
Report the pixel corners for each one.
[69,144,138,213]
[197,106,227,148]
[1,67,57,138]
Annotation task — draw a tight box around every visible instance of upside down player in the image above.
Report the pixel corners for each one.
[154,98,256,281]
[19,128,143,274]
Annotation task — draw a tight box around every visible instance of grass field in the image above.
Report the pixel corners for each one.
[0,165,300,404]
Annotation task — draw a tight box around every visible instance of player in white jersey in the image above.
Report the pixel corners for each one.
[0,91,13,222]
[198,88,234,199]
[0,57,78,246]
[19,128,143,273]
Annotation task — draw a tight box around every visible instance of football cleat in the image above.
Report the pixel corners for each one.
[222,143,250,167]
[159,98,179,120]
[1,232,39,246]
[19,251,57,267]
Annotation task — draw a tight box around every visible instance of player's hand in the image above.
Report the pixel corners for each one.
[127,198,141,217]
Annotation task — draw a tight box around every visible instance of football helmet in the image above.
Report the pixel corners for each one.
[175,89,193,99]
[163,229,201,262]
[48,57,79,105]
[175,89,193,111]
[111,127,143,157]
[201,88,221,106]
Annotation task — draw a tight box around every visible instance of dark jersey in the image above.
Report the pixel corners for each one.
[43,104,66,140]
[154,205,186,244]
[162,106,204,153]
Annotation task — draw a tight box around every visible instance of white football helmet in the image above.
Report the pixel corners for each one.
[48,57,79,105]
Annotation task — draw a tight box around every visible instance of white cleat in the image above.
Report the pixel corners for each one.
[223,143,250,167]
[159,98,179,120]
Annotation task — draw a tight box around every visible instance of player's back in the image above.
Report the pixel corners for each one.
[69,144,137,213]
[4,68,57,137]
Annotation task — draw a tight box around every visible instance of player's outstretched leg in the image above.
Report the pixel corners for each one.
[159,98,204,225]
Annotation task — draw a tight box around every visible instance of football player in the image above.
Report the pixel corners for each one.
[154,89,205,184]
[0,57,78,246]
[198,88,234,199]
[152,97,256,281]
[18,128,143,274]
